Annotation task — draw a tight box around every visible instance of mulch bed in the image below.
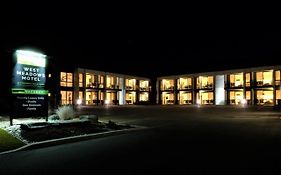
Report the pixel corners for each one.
[20,121,133,143]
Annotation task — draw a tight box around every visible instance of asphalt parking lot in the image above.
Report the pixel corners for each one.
[2,105,281,174]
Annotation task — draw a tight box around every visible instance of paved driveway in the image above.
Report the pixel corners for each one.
[1,105,281,174]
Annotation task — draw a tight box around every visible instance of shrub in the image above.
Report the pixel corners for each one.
[56,105,75,120]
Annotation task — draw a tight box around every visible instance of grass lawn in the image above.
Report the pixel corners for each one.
[0,128,25,153]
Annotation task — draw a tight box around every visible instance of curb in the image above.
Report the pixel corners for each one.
[0,125,148,155]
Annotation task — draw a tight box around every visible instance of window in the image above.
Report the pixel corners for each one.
[275,70,280,86]
[178,92,192,104]
[106,92,117,104]
[79,91,83,100]
[162,92,174,104]
[178,78,192,90]
[256,90,273,105]
[229,73,243,87]
[60,90,73,105]
[60,72,73,87]
[197,91,213,104]
[99,75,104,88]
[86,73,95,87]
[126,79,136,90]
[276,90,281,104]
[126,92,136,104]
[197,76,213,89]
[161,79,174,90]
[246,91,251,100]
[140,92,149,101]
[140,80,149,91]
[256,70,273,86]
[86,91,94,105]
[246,73,251,87]
[106,76,115,89]
[229,90,244,105]
[79,73,83,87]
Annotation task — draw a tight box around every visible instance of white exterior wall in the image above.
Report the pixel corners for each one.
[119,77,125,105]
[215,75,225,105]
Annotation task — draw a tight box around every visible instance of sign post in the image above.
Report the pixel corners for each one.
[10,50,48,125]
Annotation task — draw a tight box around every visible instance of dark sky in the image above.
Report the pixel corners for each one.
[1,6,280,79]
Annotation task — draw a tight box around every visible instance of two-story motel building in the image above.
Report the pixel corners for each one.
[157,65,281,106]
[49,68,151,107]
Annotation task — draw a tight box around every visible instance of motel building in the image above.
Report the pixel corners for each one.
[48,68,152,108]
[156,65,281,106]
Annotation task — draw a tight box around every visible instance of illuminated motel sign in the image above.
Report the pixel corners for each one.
[11,50,48,122]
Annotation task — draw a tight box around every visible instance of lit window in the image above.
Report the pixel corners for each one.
[161,79,174,90]
[140,80,149,91]
[229,73,243,87]
[79,73,83,87]
[60,90,73,105]
[197,76,213,89]
[140,92,149,101]
[256,90,273,105]
[126,79,136,90]
[60,72,73,87]
[178,78,192,90]
[246,73,251,87]
[275,70,280,86]
[256,70,273,86]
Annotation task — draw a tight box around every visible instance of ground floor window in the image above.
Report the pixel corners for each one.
[162,92,174,104]
[86,91,96,105]
[178,91,192,104]
[256,89,273,105]
[139,92,149,102]
[86,91,104,105]
[105,92,118,105]
[276,90,281,105]
[126,92,136,104]
[79,91,83,100]
[60,91,73,105]
[196,91,213,105]
[229,90,244,105]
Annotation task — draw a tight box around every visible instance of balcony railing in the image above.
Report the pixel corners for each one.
[139,87,150,91]
[197,84,213,89]
[86,82,104,88]
[126,86,136,90]
[256,80,273,86]
[178,85,192,90]
[161,86,175,91]
[106,84,120,89]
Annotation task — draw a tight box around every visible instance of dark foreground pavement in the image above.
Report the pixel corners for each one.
[1,105,281,174]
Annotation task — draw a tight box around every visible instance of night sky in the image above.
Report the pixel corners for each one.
[1,8,280,79]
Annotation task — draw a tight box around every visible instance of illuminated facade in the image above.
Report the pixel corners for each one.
[54,68,151,106]
[156,66,281,106]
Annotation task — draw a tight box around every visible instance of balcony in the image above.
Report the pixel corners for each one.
[229,82,243,88]
[162,86,174,91]
[183,100,192,104]
[87,82,104,89]
[140,87,149,91]
[197,84,213,89]
[256,81,273,86]
[126,86,136,90]
[107,84,119,89]
[178,85,192,90]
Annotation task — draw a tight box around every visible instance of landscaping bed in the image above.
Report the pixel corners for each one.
[19,120,133,143]
[0,117,133,145]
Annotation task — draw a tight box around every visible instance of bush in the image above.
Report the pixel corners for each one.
[56,105,75,120]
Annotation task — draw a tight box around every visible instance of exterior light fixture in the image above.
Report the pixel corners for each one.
[241,99,247,105]
[105,99,109,105]
[76,99,82,105]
